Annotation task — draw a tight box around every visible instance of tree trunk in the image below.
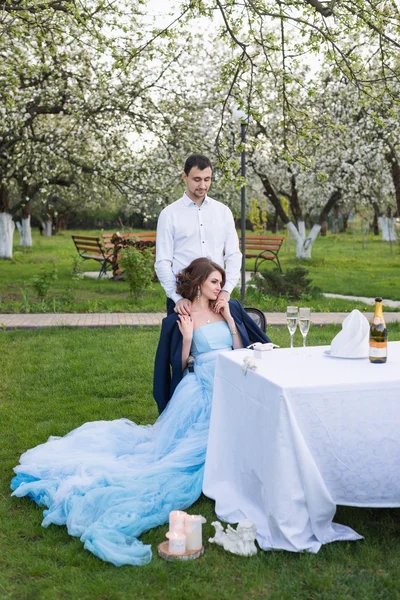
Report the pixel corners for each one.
[372,213,379,235]
[0,185,15,258]
[285,189,342,258]
[319,190,341,224]
[260,175,290,225]
[331,205,339,234]
[19,202,32,247]
[385,147,400,215]
[289,173,303,222]
[371,201,380,235]
[258,170,340,258]
[44,219,53,237]
[20,215,32,247]
[378,216,396,241]
[270,210,278,232]
[286,221,322,258]
[0,212,15,258]
[55,214,68,232]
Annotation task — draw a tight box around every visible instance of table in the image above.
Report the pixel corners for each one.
[203,343,400,553]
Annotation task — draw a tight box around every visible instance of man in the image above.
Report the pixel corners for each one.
[155,154,242,315]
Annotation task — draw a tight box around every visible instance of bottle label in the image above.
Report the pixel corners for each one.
[373,316,384,325]
[369,341,387,358]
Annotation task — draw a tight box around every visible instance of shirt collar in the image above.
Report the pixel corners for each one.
[182,192,210,207]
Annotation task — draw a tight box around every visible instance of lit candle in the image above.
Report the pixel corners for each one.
[169,510,187,533]
[165,530,186,555]
[184,514,206,551]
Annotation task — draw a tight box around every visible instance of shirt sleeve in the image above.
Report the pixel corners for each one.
[222,207,242,294]
[155,208,183,304]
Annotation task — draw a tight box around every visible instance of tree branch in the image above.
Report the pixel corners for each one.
[304,0,334,18]
[0,0,72,13]
[319,190,341,223]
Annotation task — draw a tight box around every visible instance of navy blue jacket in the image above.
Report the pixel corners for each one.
[153,300,271,414]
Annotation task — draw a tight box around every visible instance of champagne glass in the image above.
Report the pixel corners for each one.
[298,308,311,347]
[286,306,298,349]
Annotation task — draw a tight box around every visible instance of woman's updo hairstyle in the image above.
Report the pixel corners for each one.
[176,258,226,302]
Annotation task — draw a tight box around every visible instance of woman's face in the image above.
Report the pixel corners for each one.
[200,270,222,301]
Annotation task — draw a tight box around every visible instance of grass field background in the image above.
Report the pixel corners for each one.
[1,326,399,600]
[0,228,399,314]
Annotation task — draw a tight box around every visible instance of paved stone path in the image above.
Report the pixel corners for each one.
[323,292,400,309]
[1,310,400,330]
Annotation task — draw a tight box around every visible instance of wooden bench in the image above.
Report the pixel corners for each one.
[71,235,113,278]
[240,235,284,274]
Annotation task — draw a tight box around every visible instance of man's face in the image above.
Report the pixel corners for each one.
[183,166,212,202]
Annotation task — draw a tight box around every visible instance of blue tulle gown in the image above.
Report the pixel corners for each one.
[11,321,233,566]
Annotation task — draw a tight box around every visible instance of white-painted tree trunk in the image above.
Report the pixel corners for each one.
[19,216,32,247]
[44,219,53,237]
[378,217,396,241]
[0,212,15,259]
[286,221,321,259]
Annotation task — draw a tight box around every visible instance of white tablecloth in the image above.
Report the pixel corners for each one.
[203,342,400,553]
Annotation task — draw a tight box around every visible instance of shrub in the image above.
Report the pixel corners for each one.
[71,255,84,278]
[249,199,267,235]
[31,264,58,299]
[119,246,154,298]
[251,266,321,300]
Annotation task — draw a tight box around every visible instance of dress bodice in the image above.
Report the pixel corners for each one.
[191,321,232,357]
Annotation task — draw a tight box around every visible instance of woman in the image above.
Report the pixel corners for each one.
[153,258,272,413]
[11,258,271,567]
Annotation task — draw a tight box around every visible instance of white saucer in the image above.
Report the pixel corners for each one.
[324,350,368,360]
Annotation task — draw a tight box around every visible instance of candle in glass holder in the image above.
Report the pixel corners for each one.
[165,531,186,555]
[169,510,186,533]
[184,514,206,551]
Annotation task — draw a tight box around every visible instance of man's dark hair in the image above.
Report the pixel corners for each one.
[184,154,212,176]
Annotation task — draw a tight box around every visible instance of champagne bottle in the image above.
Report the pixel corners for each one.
[369,297,387,363]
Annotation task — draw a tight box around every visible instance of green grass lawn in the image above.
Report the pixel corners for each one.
[1,326,399,600]
[0,229,399,314]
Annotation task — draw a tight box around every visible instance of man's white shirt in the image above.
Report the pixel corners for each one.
[155,193,242,303]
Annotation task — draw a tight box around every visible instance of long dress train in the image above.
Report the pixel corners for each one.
[11,322,233,566]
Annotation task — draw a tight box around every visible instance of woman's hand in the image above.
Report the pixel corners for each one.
[178,315,194,371]
[213,296,232,321]
[177,314,194,340]
[214,297,242,349]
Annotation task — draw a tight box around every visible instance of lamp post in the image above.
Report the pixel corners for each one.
[233,108,248,303]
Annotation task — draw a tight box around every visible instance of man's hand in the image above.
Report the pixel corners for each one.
[174,298,192,316]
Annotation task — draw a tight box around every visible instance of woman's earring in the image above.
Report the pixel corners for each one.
[196,286,201,302]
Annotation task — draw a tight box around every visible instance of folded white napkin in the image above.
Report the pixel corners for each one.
[330,310,370,358]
